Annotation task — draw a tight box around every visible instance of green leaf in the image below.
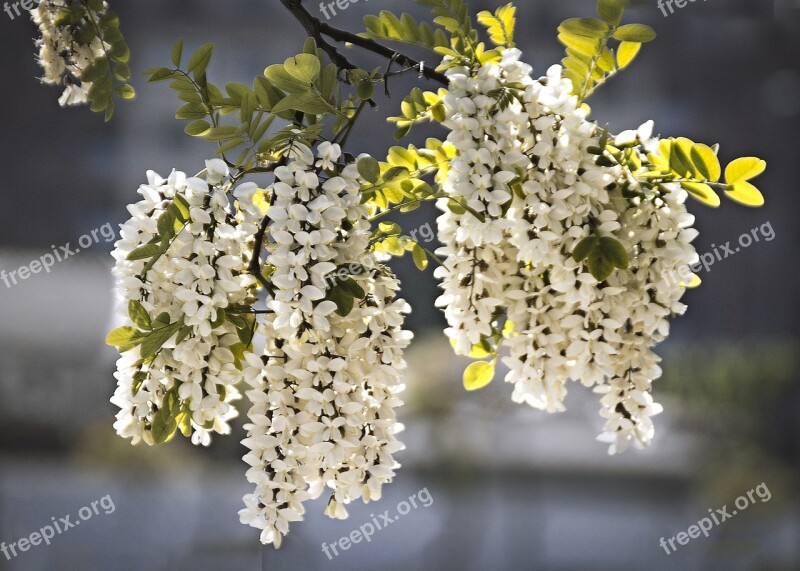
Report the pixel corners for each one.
[613,24,657,43]
[150,408,178,444]
[340,277,367,299]
[560,18,609,39]
[463,361,495,391]
[127,243,163,261]
[114,84,136,100]
[176,102,208,120]
[174,194,191,221]
[140,322,181,359]
[271,92,331,115]
[358,157,381,183]
[157,210,175,240]
[326,286,355,317]
[357,79,375,101]
[411,243,429,270]
[177,411,192,438]
[572,236,599,262]
[283,54,321,84]
[128,300,152,331]
[598,236,629,270]
[264,65,312,93]
[106,326,139,351]
[81,58,110,83]
[185,119,212,137]
[587,249,616,281]
[153,312,171,328]
[597,0,624,25]
[146,67,174,82]
[187,44,214,77]
[171,38,184,67]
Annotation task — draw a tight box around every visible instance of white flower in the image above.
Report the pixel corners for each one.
[110,163,258,447]
[239,145,411,547]
[437,49,697,455]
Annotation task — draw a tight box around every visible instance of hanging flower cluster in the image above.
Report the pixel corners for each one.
[237,144,412,547]
[109,160,258,447]
[30,0,133,117]
[31,0,106,106]
[435,48,699,454]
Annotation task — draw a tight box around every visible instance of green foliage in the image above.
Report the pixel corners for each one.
[573,235,629,281]
[125,194,191,273]
[558,0,656,103]
[640,139,766,207]
[463,360,495,391]
[361,139,455,211]
[477,3,516,48]
[146,41,339,169]
[361,10,449,52]
[58,2,135,121]
[388,87,447,140]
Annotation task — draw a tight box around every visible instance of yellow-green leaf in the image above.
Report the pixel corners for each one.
[682,182,721,207]
[106,326,137,348]
[679,273,702,288]
[411,243,428,271]
[597,0,625,25]
[690,143,721,182]
[477,3,516,47]
[469,343,492,359]
[463,361,495,391]
[617,41,641,69]
[726,181,765,207]
[724,157,767,184]
[613,24,656,43]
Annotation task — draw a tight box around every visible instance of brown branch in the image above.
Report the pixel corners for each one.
[279,0,448,86]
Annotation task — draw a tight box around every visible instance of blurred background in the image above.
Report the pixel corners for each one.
[0,0,798,569]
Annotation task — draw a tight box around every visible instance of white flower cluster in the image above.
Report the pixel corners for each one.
[238,143,412,547]
[110,160,258,446]
[436,49,699,454]
[30,0,106,106]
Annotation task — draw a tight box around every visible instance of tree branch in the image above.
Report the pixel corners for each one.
[280,0,448,86]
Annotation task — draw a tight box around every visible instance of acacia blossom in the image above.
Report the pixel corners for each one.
[31,0,107,107]
[238,144,412,547]
[436,49,698,454]
[110,160,258,446]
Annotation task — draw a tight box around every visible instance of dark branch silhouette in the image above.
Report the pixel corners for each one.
[280,0,449,85]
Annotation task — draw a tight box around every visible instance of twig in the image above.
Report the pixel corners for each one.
[279,0,448,86]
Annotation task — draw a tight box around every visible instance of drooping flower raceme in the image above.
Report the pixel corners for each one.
[237,144,412,547]
[436,48,699,454]
[31,0,108,107]
[110,160,258,447]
